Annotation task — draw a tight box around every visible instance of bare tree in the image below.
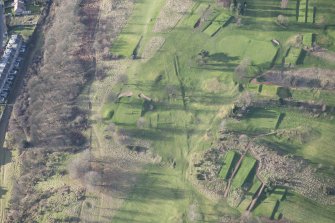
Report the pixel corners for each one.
[116,74,128,84]
[217,0,231,7]
[165,85,179,98]
[234,58,251,84]
[84,171,102,187]
[281,0,289,9]
[277,14,289,26]
[136,117,146,129]
[68,150,91,179]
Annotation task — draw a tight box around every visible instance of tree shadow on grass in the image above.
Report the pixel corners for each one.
[209,53,239,63]
[0,187,7,199]
[0,147,12,166]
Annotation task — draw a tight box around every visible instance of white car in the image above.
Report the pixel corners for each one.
[1,91,8,98]
[3,85,10,91]
[10,70,17,75]
[0,97,5,104]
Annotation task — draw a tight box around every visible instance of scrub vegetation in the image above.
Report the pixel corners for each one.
[1,0,335,222]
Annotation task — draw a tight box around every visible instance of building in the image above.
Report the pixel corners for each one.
[14,0,26,16]
[0,2,7,49]
[0,35,22,94]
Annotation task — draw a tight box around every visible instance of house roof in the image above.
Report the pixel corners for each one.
[14,0,25,13]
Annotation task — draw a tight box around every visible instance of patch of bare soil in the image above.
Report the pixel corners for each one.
[153,0,193,33]
[260,68,335,90]
[141,36,165,61]
[311,50,335,63]
[219,133,335,206]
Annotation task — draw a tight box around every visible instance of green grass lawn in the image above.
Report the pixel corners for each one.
[219,150,239,180]
[231,155,256,189]
[303,33,313,47]
[279,192,335,223]
[285,47,303,66]
[253,187,286,218]
[112,97,143,125]
[291,88,335,106]
[227,107,279,134]
[228,105,335,167]
[248,177,262,195]
[9,25,35,40]
[185,3,209,28]
[203,12,231,36]
[100,0,335,221]
[112,164,239,223]
[298,0,307,23]
[111,34,141,58]
[259,84,279,98]
[237,175,262,212]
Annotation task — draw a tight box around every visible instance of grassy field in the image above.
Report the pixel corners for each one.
[253,187,286,219]
[203,11,231,36]
[279,192,335,223]
[231,155,256,189]
[112,97,143,125]
[185,3,209,28]
[285,47,303,66]
[110,35,141,58]
[237,175,262,212]
[219,150,239,180]
[91,0,335,222]
[227,106,335,167]
[298,0,307,23]
[227,107,280,134]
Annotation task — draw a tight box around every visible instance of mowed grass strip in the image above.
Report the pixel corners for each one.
[285,47,302,66]
[112,97,143,125]
[232,156,257,188]
[248,177,262,194]
[237,176,262,212]
[260,84,278,97]
[253,187,286,218]
[227,107,279,134]
[185,3,209,28]
[298,0,307,22]
[111,34,141,58]
[303,33,313,47]
[203,12,231,36]
[219,150,239,180]
[279,192,335,223]
[307,5,314,23]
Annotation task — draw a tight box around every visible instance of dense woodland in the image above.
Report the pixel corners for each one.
[6,0,95,221]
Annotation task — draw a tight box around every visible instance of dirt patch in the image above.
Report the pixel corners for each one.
[153,0,193,32]
[311,50,335,63]
[259,68,335,90]
[141,36,165,61]
[218,134,335,205]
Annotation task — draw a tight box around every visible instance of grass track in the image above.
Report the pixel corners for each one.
[100,0,335,222]
[219,150,239,180]
[231,156,256,189]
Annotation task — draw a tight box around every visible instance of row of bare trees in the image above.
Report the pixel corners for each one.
[6,0,98,221]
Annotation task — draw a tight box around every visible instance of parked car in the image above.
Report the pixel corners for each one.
[0,91,8,98]
[20,47,26,54]
[7,75,15,81]
[10,69,18,74]
[3,85,10,91]
[14,61,20,68]
[0,97,6,104]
